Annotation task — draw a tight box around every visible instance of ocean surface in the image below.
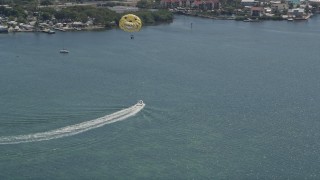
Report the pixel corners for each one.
[1,15,320,179]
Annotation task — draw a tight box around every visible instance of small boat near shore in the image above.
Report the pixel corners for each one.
[243,18,260,22]
[48,30,55,34]
[293,17,309,20]
[43,29,55,34]
[0,25,8,33]
[54,27,66,32]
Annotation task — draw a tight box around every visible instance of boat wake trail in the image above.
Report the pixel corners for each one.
[0,101,145,145]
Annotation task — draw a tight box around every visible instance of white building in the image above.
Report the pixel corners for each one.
[241,0,258,6]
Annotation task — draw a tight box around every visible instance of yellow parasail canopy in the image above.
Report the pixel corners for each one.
[119,14,142,33]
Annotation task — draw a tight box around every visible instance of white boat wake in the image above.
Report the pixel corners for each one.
[0,101,145,145]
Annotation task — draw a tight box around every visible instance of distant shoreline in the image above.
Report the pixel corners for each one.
[1,12,315,35]
[174,11,315,22]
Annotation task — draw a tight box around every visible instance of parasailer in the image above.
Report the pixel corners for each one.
[119,14,142,39]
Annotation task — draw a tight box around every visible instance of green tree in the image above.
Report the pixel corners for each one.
[305,4,310,13]
[17,16,26,23]
[289,2,293,9]
[40,0,53,6]
[41,12,51,20]
[137,0,151,8]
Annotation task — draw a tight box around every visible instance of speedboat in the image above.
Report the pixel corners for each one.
[59,49,69,53]
[136,100,144,106]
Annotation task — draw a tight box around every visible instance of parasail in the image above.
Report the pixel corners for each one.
[119,14,142,33]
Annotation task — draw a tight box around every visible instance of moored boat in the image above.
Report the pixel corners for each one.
[43,29,55,34]
[243,18,260,22]
[0,25,8,33]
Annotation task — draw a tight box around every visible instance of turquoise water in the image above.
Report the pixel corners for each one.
[1,15,320,179]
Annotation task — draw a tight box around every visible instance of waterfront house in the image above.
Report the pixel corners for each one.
[192,0,220,10]
[39,22,50,28]
[161,0,193,8]
[161,0,180,8]
[288,8,305,19]
[107,6,139,13]
[251,6,264,16]
[264,7,272,13]
[309,0,320,8]
[161,0,219,10]
[20,24,34,30]
[72,22,84,27]
[7,21,17,26]
[287,0,300,4]
[271,1,288,12]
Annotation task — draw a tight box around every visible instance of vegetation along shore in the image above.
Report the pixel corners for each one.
[0,1,173,33]
[1,0,320,33]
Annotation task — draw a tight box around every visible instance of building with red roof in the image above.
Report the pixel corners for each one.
[251,6,264,16]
